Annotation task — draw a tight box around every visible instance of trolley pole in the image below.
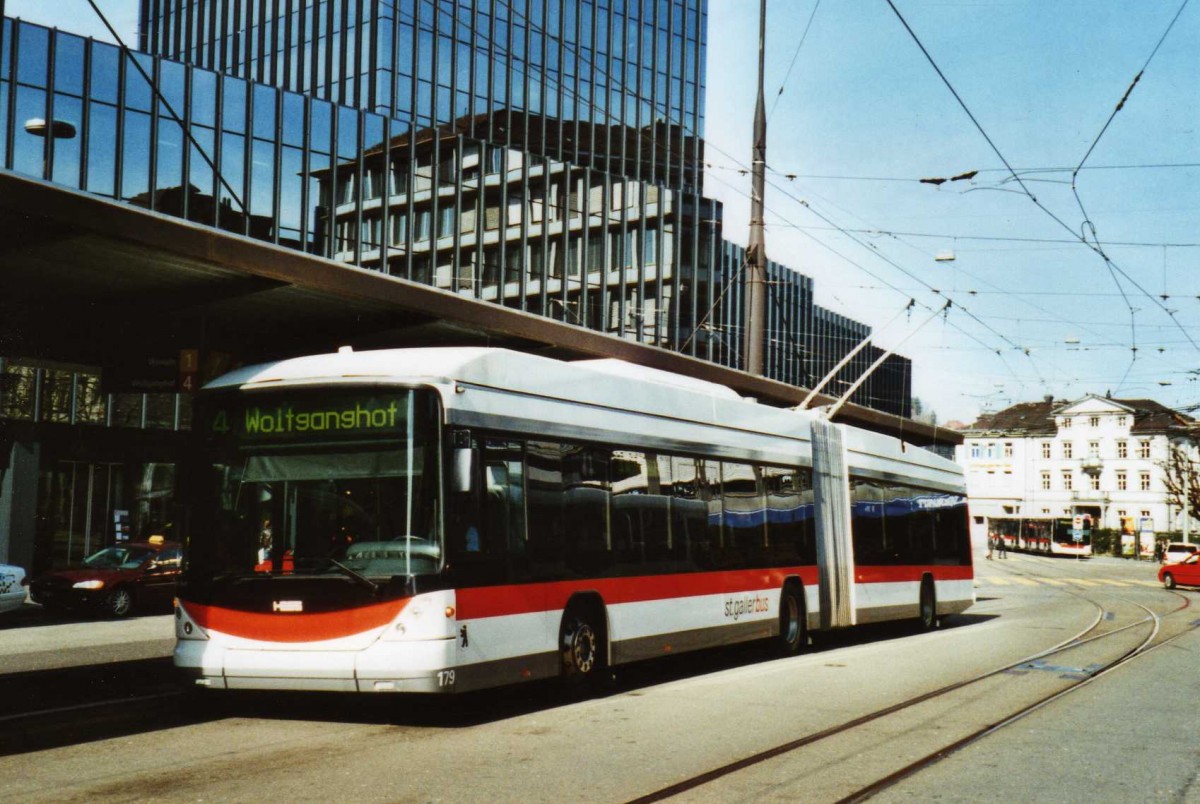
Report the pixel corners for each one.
[743,0,768,377]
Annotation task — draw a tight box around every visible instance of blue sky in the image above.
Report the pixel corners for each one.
[705,0,1200,423]
[8,1,1199,424]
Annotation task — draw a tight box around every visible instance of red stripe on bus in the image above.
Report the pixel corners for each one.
[182,598,409,642]
[854,565,975,584]
[457,568,821,619]
[457,565,972,619]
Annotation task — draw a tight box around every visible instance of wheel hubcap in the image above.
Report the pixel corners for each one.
[112,591,130,615]
[570,623,596,674]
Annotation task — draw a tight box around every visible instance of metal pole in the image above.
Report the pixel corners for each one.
[742,0,768,377]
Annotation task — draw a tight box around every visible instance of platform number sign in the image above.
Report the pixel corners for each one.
[179,349,200,393]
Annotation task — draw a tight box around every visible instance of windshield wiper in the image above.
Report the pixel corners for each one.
[322,557,381,596]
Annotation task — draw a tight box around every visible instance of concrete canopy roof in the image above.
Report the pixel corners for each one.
[0,171,959,447]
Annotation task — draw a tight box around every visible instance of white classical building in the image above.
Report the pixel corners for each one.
[956,394,1197,547]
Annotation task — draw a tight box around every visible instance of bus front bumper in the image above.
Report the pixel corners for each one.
[174,636,458,694]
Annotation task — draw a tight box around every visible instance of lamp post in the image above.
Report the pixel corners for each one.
[23,117,77,180]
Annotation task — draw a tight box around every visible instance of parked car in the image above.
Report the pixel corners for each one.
[29,539,182,617]
[0,564,28,614]
[1161,542,1197,564]
[1159,551,1200,590]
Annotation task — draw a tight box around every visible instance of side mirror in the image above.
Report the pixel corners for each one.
[453,446,474,493]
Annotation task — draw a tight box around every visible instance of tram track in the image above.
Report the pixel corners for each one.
[839,593,1194,803]
[628,575,1197,803]
[0,658,188,756]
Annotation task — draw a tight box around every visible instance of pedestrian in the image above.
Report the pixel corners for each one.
[996,534,1007,559]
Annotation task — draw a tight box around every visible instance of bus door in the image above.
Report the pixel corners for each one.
[811,419,855,629]
[447,437,523,587]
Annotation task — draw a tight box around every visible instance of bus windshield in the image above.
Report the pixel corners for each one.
[188,388,442,581]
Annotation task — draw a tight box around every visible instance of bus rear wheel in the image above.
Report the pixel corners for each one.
[778,582,806,656]
[918,578,938,631]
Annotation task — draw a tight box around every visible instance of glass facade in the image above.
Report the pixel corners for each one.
[0,15,719,353]
[139,0,706,195]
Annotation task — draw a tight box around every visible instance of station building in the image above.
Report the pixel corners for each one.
[1,1,915,574]
[957,394,1197,551]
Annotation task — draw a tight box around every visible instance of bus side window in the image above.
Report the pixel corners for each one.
[526,441,566,578]
[765,466,811,565]
[482,440,527,573]
[669,457,706,570]
[851,479,887,566]
[563,445,610,577]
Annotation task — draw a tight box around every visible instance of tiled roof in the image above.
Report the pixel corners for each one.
[965,400,1057,436]
[964,397,1194,436]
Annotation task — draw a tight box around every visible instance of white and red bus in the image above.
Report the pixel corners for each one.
[989,515,1092,557]
[174,347,973,694]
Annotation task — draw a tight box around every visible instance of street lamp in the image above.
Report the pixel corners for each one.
[23,117,77,180]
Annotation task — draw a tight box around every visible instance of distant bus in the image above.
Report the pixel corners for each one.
[174,347,974,695]
[989,515,1092,557]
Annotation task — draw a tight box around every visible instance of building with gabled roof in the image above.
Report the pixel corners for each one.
[956,393,1197,551]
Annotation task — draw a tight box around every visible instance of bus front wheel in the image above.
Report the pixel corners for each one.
[560,604,606,688]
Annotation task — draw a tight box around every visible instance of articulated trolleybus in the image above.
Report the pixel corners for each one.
[175,347,973,695]
[989,515,1093,557]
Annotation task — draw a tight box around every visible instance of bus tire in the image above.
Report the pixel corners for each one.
[918,577,938,631]
[778,581,806,656]
[559,602,606,690]
[1163,572,1176,590]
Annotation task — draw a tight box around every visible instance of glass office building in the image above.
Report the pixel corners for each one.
[0,2,910,572]
[138,1,705,193]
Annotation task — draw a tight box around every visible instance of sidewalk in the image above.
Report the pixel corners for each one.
[0,603,174,674]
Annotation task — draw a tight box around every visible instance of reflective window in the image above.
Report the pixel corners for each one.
[0,363,36,420]
[49,94,82,187]
[281,91,305,147]
[158,58,187,120]
[221,76,246,133]
[85,102,118,196]
[252,83,277,140]
[16,23,49,87]
[88,42,119,103]
[123,52,155,113]
[53,32,85,97]
[250,139,276,220]
[155,122,184,200]
[13,85,47,178]
[190,69,217,127]
[122,109,152,202]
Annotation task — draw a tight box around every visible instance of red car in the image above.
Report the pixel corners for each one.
[1159,550,1200,590]
[29,540,182,617]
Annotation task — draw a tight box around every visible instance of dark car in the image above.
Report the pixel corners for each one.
[29,539,182,617]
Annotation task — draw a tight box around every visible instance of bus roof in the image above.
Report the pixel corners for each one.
[204,347,963,491]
